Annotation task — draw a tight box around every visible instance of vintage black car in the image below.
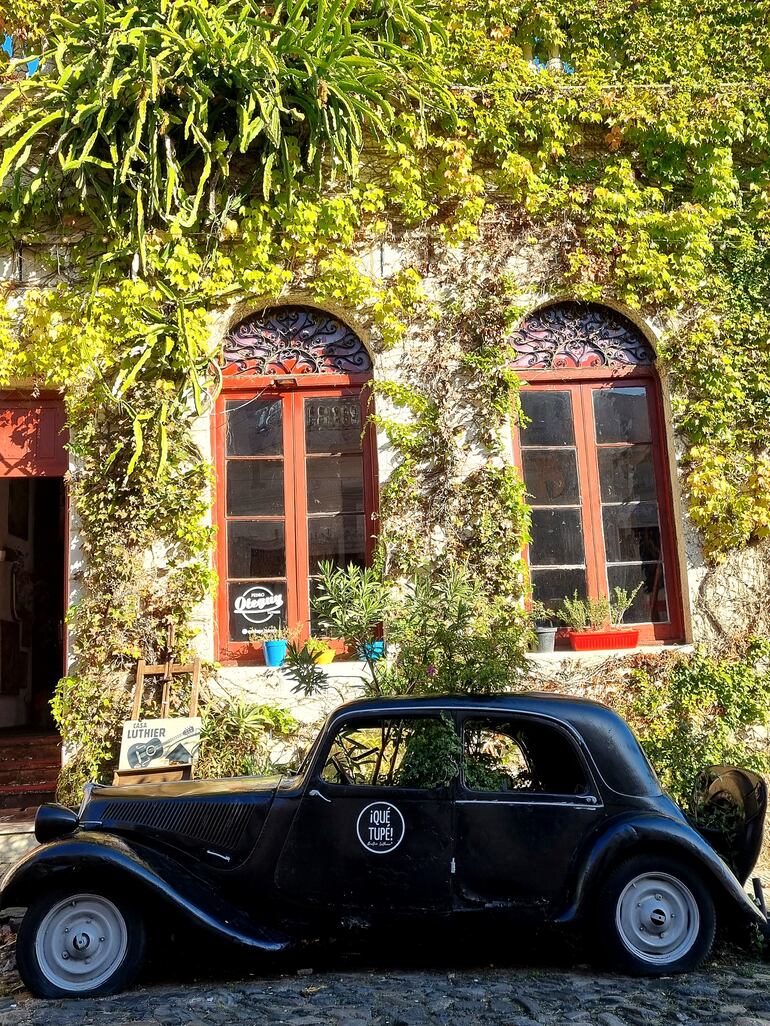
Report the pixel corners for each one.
[2,693,768,997]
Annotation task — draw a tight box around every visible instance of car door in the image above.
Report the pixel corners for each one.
[454,714,603,913]
[275,713,456,912]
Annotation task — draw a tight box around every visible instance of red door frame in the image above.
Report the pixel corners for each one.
[0,390,70,700]
[0,392,68,477]
[513,367,684,644]
[213,372,377,665]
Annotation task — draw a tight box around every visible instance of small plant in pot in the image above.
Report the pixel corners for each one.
[249,626,290,667]
[557,586,642,651]
[304,637,336,665]
[529,600,558,653]
[610,585,642,631]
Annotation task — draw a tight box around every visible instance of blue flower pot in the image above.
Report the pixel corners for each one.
[358,641,385,662]
[263,639,288,667]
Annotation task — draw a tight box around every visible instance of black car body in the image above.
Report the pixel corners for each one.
[2,693,767,997]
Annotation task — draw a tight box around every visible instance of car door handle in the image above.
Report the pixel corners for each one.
[309,789,332,803]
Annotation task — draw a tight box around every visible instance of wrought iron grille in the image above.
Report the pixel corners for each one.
[512,302,655,369]
[223,305,372,375]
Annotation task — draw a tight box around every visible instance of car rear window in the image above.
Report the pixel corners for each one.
[463,718,591,797]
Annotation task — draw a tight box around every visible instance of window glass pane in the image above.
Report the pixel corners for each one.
[463,725,529,791]
[305,398,362,453]
[226,399,282,456]
[519,391,575,446]
[308,514,366,570]
[307,455,364,513]
[529,508,585,566]
[602,502,662,563]
[321,718,457,789]
[463,719,588,796]
[227,460,284,516]
[607,563,669,624]
[598,446,656,502]
[227,521,285,578]
[531,568,587,609]
[228,581,287,641]
[522,449,580,505]
[593,387,651,443]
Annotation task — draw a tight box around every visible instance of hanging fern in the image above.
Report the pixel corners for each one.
[0,0,451,254]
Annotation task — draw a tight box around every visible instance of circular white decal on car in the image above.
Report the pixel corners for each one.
[356,802,405,854]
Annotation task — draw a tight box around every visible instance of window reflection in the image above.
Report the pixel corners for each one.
[520,381,674,633]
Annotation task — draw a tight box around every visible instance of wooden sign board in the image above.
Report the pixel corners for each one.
[118,718,201,773]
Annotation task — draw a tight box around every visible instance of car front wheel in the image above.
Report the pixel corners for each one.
[16,886,146,998]
[595,854,716,975]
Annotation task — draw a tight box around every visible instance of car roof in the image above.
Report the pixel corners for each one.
[329,692,662,798]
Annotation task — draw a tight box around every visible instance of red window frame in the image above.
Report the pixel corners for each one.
[513,365,684,645]
[213,370,378,665]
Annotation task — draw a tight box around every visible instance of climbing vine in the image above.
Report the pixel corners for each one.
[1,0,769,789]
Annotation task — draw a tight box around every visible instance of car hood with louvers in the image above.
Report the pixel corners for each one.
[78,775,285,864]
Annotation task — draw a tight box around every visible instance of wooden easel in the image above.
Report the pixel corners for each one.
[113,624,201,786]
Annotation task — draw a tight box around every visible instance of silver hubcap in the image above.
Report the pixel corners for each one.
[34,893,128,992]
[615,872,700,965]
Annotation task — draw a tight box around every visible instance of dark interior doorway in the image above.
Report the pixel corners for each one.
[0,477,65,729]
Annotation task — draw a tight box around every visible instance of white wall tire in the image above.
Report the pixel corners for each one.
[16,886,146,998]
[596,855,716,975]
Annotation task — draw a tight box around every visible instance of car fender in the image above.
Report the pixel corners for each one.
[0,831,291,952]
[557,812,766,928]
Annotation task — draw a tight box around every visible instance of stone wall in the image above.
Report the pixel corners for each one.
[2,237,767,716]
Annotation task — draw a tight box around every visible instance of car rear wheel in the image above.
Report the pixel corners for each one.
[595,855,716,975]
[16,887,146,998]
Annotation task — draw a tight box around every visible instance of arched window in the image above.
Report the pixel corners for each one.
[511,302,683,644]
[214,306,377,663]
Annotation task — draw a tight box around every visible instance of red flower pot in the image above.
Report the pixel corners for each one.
[567,628,640,651]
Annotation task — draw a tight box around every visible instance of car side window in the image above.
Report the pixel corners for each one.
[463,717,590,796]
[321,716,460,789]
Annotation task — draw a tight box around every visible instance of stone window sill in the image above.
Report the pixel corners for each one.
[526,643,693,665]
[219,660,369,678]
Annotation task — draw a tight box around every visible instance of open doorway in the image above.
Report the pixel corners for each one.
[0,477,66,729]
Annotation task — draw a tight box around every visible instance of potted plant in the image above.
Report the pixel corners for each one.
[249,627,290,667]
[610,585,643,631]
[529,600,558,653]
[557,586,642,651]
[304,637,336,665]
[358,640,386,661]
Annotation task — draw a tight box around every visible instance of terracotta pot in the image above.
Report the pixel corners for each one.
[567,628,640,651]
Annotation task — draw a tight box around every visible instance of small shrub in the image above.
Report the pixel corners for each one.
[195,700,299,779]
[558,592,610,630]
[396,715,463,789]
[622,639,770,805]
[610,584,642,625]
[306,557,530,699]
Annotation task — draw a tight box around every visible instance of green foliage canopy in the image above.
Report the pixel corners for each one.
[0,0,446,255]
[623,640,770,805]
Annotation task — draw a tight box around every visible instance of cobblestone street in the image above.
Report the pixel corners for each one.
[1,929,770,1026]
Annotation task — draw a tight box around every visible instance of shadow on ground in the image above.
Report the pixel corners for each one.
[140,917,753,991]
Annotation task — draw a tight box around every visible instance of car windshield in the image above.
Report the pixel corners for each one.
[291,737,320,776]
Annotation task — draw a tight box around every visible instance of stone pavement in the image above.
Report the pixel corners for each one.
[1,928,770,1026]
